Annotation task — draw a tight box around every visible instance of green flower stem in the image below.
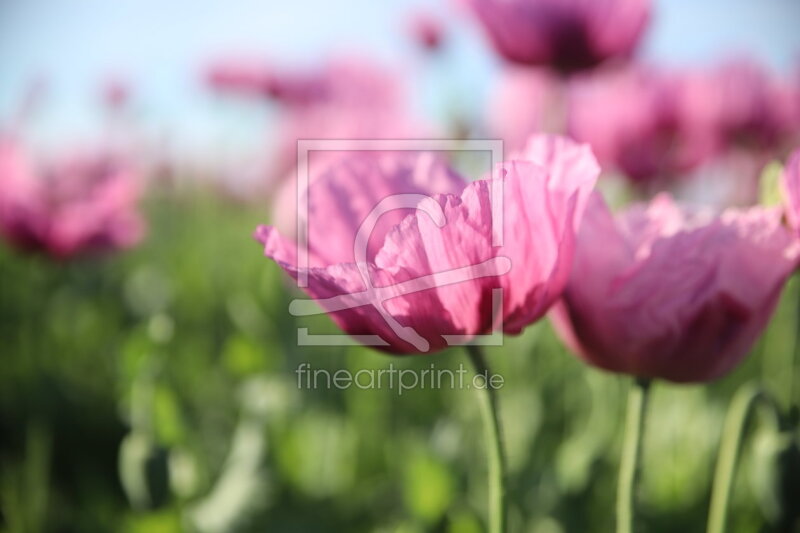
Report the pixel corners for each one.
[466,345,507,533]
[617,377,651,533]
[791,275,800,409]
[706,384,783,533]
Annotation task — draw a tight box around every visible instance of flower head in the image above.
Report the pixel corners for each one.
[256,135,599,353]
[551,193,799,382]
[461,0,650,72]
[713,59,800,151]
[0,139,145,258]
[567,66,720,183]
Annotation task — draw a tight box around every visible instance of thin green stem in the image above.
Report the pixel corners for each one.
[617,377,651,533]
[706,384,783,533]
[466,345,506,533]
[790,275,800,409]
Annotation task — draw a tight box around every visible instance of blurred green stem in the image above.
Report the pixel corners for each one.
[466,345,506,533]
[706,384,783,533]
[790,275,800,408]
[617,377,651,533]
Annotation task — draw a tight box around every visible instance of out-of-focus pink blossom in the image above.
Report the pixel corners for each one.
[205,58,326,104]
[551,193,798,383]
[268,58,429,183]
[461,0,650,72]
[102,77,131,111]
[780,148,800,234]
[487,66,563,153]
[713,60,800,151]
[408,11,446,53]
[284,58,408,111]
[206,56,429,190]
[205,56,403,109]
[0,139,145,258]
[793,63,800,132]
[568,66,720,183]
[256,135,599,353]
[205,58,274,99]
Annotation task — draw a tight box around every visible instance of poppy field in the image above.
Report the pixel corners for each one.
[1,1,799,532]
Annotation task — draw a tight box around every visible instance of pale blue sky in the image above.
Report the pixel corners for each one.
[0,0,798,153]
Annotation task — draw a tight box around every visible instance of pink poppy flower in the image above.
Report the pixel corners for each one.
[460,0,650,72]
[255,135,600,353]
[713,59,800,151]
[780,148,800,234]
[550,193,799,383]
[0,139,145,258]
[567,66,720,183]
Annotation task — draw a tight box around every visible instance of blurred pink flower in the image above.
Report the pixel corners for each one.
[102,77,131,111]
[567,66,720,183]
[206,56,430,192]
[268,58,430,183]
[487,66,563,153]
[781,148,800,234]
[713,59,800,151]
[461,0,650,72]
[205,58,274,99]
[255,135,599,353]
[408,11,446,53]
[0,139,145,258]
[551,193,799,383]
[205,56,403,109]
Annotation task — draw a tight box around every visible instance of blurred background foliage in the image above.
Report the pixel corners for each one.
[1,188,797,532]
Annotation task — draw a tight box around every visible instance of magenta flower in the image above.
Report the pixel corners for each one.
[567,66,720,183]
[713,59,800,151]
[461,0,650,72]
[550,193,799,383]
[0,139,145,258]
[255,135,599,353]
[781,148,800,235]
